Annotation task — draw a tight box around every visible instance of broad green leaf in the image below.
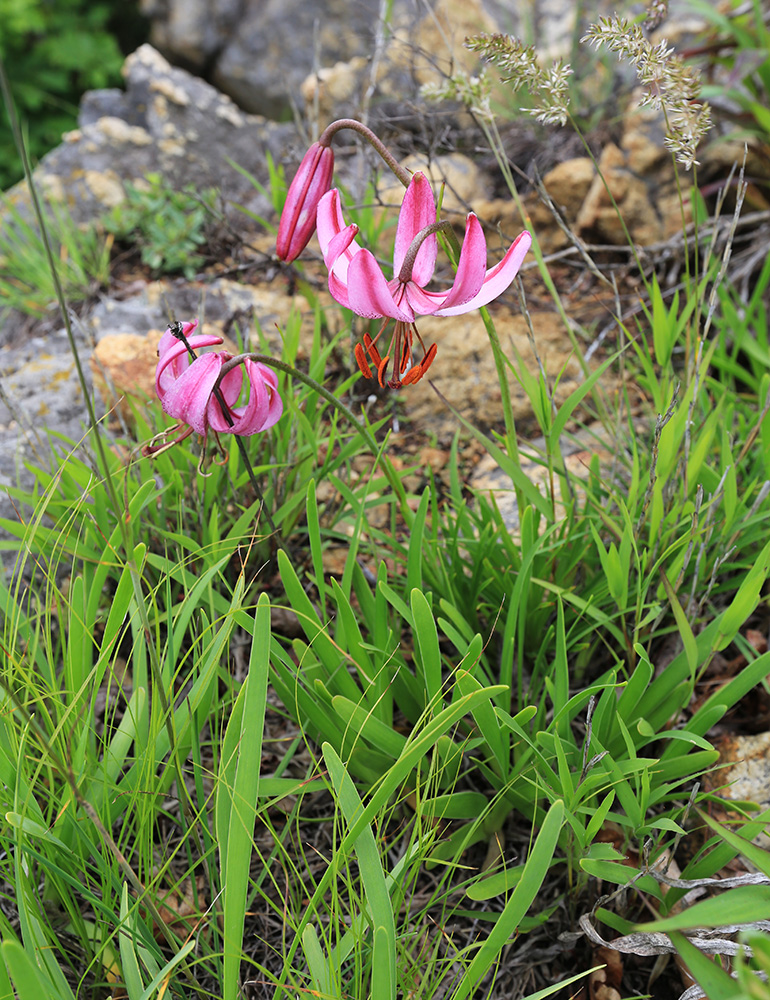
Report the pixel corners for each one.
[411,588,442,706]
[637,886,770,931]
[2,939,56,1000]
[668,933,738,1000]
[218,594,271,1000]
[450,801,565,1000]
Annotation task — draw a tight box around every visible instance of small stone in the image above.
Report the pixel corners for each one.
[576,143,662,245]
[707,731,770,851]
[542,157,596,222]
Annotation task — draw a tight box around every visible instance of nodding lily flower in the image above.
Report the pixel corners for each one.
[276,141,335,261]
[144,320,282,456]
[317,172,532,388]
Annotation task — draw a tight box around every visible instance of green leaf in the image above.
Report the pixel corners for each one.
[2,939,56,1000]
[668,933,738,1000]
[217,594,271,1000]
[661,572,698,678]
[698,810,770,879]
[636,886,770,931]
[119,884,145,1000]
[411,589,442,706]
[450,801,565,1000]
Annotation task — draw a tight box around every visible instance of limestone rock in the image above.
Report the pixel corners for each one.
[5,45,294,230]
[140,0,242,68]
[543,158,596,222]
[210,0,383,119]
[90,330,165,421]
[522,157,596,253]
[400,0,499,88]
[300,58,369,122]
[707,731,770,850]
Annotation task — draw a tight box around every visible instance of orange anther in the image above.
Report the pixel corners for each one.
[400,365,422,385]
[363,332,382,367]
[377,354,390,388]
[354,342,373,378]
[422,342,438,372]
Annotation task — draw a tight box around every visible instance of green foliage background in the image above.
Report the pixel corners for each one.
[0,0,148,191]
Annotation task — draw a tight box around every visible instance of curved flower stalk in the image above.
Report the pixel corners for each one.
[317,172,532,388]
[143,320,283,457]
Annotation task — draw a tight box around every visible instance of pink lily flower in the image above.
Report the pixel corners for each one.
[145,320,282,454]
[316,172,532,388]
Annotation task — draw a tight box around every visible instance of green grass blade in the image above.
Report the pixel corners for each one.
[217,593,271,1000]
[1,939,56,1000]
[450,800,565,1000]
[323,743,396,1000]
[637,886,770,931]
[119,883,145,1000]
[668,932,738,1000]
[306,479,327,620]
[697,810,770,878]
[411,589,442,706]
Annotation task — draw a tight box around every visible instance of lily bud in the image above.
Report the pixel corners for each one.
[276,141,334,261]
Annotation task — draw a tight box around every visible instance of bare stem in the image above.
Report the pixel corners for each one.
[319,118,412,188]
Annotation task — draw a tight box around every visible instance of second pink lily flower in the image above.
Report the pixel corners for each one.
[317,172,532,388]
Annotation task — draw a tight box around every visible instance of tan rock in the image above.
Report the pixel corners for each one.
[542,157,596,222]
[386,0,499,88]
[470,196,528,236]
[300,57,368,120]
[400,309,584,433]
[707,731,770,851]
[90,330,165,424]
[84,169,125,209]
[576,143,662,245]
[377,152,493,219]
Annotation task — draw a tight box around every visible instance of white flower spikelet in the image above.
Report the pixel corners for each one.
[421,70,494,123]
[464,34,572,127]
[583,15,711,168]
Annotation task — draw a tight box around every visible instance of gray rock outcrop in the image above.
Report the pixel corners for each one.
[26,45,295,227]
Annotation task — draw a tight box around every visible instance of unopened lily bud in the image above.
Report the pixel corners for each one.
[276,141,334,261]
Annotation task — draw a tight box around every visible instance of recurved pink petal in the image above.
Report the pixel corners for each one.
[209,360,283,434]
[317,189,361,282]
[404,213,488,316]
[156,331,224,397]
[393,173,437,288]
[347,250,414,321]
[238,362,283,433]
[433,231,532,317]
[160,353,223,436]
[158,319,200,360]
